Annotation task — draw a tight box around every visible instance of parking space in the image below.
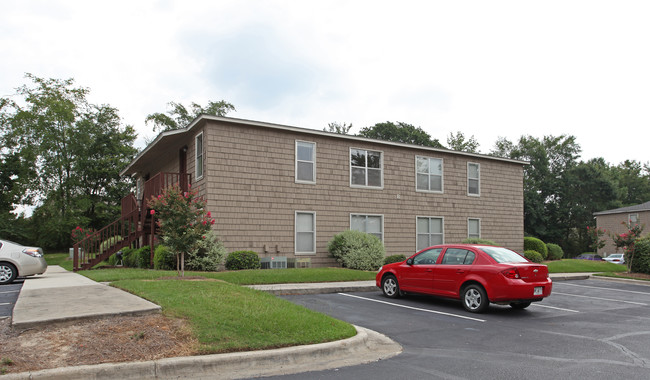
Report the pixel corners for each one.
[0,279,23,319]
[276,279,650,380]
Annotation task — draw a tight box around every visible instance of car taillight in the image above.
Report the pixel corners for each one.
[501,268,520,279]
[22,248,43,258]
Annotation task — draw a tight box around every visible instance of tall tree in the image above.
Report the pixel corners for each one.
[447,131,480,153]
[609,160,650,206]
[145,100,235,132]
[358,121,444,148]
[324,121,352,134]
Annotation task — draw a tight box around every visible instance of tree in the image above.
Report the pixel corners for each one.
[145,100,235,132]
[324,121,352,134]
[447,131,480,153]
[358,121,444,148]
[609,160,650,206]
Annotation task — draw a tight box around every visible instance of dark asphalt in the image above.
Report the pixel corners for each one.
[0,278,23,319]
[271,279,650,380]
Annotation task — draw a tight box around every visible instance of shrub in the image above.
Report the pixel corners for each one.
[225,251,261,270]
[462,238,497,246]
[524,250,543,263]
[327,230,385,271]
[153,245,176,270]
[524,237,548,259]
[384,254,407,265]
[629,236,650,274]
[99,235,122,254]
[185,230,227,271]
[118,247,136,267]
[546,243,564,261]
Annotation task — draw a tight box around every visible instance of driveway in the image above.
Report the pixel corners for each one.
[274,279,650,380]
[0,279,23,319]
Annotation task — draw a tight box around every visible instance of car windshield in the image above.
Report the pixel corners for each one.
[610,254,623,258]
[480,246,528,263]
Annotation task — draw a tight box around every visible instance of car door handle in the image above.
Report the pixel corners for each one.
[426,269,433,272]
[456,270,465,274]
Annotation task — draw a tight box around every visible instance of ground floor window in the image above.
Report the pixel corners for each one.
[350,214,383,241]
[417,217,443,251]
[295,211,316,254]
[468,218,481,239]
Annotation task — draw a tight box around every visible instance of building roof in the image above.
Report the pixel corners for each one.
[593,201,650,216]
[121,115,529,176]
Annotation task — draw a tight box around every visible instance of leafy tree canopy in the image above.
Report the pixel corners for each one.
[145,100,235,132]
[358,121,444,148]
[447,131,480,153]
[324,121,352,134]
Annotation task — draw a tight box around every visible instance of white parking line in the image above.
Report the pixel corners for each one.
[338,293,486,322]
[553,292,647,306]
[559,283,650,296]
[0,303,10,306]
[0,290,19,294]
[531,304,580,313]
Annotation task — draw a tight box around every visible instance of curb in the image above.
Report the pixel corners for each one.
[590,275,650,287]
[549,274,591,281]
[1,325,402,380]
[249,285,378,296]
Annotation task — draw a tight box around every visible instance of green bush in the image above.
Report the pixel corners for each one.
[185,230,227,271]
[524,250,543,263]
[384,254,407,265]
[154,245,176,270]
[327,230,385,271]
[99,235,122,254]
[546,243,564,261]
[462,238,497,246]
[524,237,548,259]
[629,236,650,274]
[225,250,261,270]
[120,246,150,268]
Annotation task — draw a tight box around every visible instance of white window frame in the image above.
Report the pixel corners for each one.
[467,162,480,196]
[416,216,444,251]
[295,140,316,184]
[468,218,481,239]
[350,148,384,189]
[629,213,639,225]
[295,211,316,255]
[350,213,384,242]
[415,156,444,193]
[195,131,204,180]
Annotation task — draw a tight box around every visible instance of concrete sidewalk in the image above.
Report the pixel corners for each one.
[11,265,161,328]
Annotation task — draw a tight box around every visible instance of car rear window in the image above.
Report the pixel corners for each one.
[480,246,528,263]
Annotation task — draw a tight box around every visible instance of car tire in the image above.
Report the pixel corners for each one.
[381,275,401,299]
[510,302,531,310]
[462,284,489,313]
[0,262,18,285]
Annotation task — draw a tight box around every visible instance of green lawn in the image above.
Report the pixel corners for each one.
[114,279,356,353]
[545,259,627,273]
[44,253,73,271]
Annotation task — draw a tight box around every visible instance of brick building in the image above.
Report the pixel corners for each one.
[120,116,527,267]
[594,201,650,257]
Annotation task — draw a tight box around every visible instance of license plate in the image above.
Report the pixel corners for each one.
[534,287,543,296]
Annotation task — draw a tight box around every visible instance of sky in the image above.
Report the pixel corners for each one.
[1,0,649,165]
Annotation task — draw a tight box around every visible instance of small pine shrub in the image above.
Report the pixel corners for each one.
[384,254,407,265]
[185,230,227,271]
[225,251,261,270]
[546,243,564,261]
[524,250,543,263]
[524,237,548,259]
[153,245,176,270]
[462,238,497,246]
[629,236,650,274]
[327,230,385,271]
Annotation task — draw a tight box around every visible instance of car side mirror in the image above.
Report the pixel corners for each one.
[406,258,413,265]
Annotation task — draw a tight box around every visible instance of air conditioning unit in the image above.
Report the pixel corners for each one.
[288,257,311,268]
[260,256,287,269]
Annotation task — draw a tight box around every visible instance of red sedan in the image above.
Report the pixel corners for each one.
[376,244,552,313]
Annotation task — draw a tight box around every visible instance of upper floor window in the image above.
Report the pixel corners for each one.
[295,141,316,183]
[417,217,443,251]
[467,162,480,196]
[416,156,443,192]
[468,218,481,239]
[351,214,383,241]
[195,132,204,180]
[350,148,383,188]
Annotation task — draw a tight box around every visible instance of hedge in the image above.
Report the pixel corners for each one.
[524,237,548,260]
[328,230,385,271]
[524,250,543,263]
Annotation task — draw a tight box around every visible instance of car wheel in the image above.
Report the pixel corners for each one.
[510,302,531,310]
[381,275,400,298]
[0,262,18,285]
[462,284,489,313]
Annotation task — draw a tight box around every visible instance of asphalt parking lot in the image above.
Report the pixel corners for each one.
[0,279,23,319]
[276,279,650,380]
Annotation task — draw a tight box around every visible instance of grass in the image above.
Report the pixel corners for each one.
[545,259,628,273]
[113,279,356,353]
[44,253,74,271]
[593,272,650,281]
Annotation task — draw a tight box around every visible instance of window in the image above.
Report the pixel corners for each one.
[629,213,639,225]
[351,214,383,241]
[468,218,481,239]
[468,162,480,196]
[441,248,475,265]
[416,156,443,192]
[412,248,443,265]
[195,132,204,179]
[295,212,316,254]
[295,141,316,183]
[350,148,383,188]
[417,217,443,251]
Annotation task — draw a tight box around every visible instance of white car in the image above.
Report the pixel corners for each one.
[0,239,48,284]
[603,253,625,265]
